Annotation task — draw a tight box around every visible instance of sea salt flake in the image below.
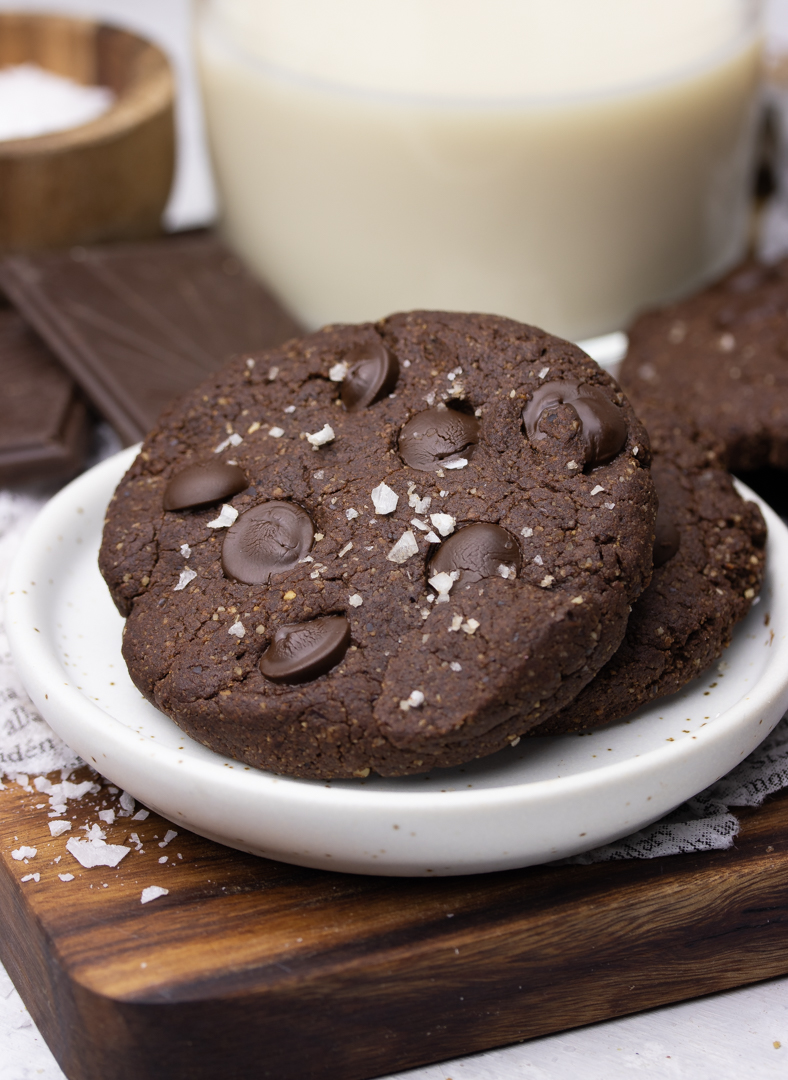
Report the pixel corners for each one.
[228,621,245,639]
[371,482,398,514]
[387,530,419,563]
[21,873,40,883]
[65,836,130,869]
[399,690,425,711]
[245,358,255,370]
[533,554,543,566]
[329,361,348,382]
[141,886,169,905]
[430,513,456,536]
[462,618,480,635]
[604,501,616,510]
[158,830,178,848]
[337,542,353,559]
[306,424,335,447]
[540,575,555,588]
[449,614,463,632]
[268,426,285,439]
[497,564,516,579]
[98,809,116,825]
[82,823,106,841]
[174,568,197,591]
[425,531,441,543]
[571,596,584,604]
[118,791,135,816]
[0,63,115,141]
[268,366,279,380]
[521,526,533,538]
[49,820,72,837]
[58,873,74,882]
[158,856,168,864]
[410,518,429,532]
[207,504,238,529]
[538,366,550,379]
[450,662,462,672]
[213,433,243,453]
[444,458,468,470]
[632,446,639,456]
[407,486,432,514]
[349,594,363,607]
[566,460,579,470]
[510,736,521,748]
[345,508,359,520]
[590,485,605,496]
[12,846,37,861]
[429,570,459,603]
[131,808,149,821]
[180,543,192,558]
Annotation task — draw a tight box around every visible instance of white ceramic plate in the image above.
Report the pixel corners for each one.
[6,447,788,876]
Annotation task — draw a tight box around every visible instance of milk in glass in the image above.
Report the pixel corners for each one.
[196,0,761,338]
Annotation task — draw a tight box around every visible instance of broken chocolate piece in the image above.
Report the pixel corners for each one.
[0,232,302,446]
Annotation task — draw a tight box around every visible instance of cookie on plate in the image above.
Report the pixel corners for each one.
[99,311,657,778]
[531,404,767,737]
[620,260,788,472]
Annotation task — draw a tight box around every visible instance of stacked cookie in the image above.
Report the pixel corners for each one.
[100,309,768,777]
[619,259,788,473]
[100,312,659,778]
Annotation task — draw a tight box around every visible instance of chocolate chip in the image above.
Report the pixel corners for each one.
[163,461,248,511]
[522,381,626,469]
[398,407,480,471]
[259,615,351,684]
[653,506,680,568]
[428,523,521,585]
[221,501,314,584]
[341,341,399,411]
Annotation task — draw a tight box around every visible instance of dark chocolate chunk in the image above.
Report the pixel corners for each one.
[259,615,351,684]
[0,306,90,485]
[221,501,314,584]
[0,232,302,446]
[398,407,480,471]
[163,461,248,511]
[428,523,521,585]
[341,340,399,411]
[523,381,627,468]
[652,504,680,568]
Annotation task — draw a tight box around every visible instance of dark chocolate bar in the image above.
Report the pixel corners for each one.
[0,304,90,486]
[0,233,303,446]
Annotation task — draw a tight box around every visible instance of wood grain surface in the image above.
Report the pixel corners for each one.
[1,765,788,1080]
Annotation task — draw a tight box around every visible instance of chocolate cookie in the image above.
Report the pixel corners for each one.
[620,259,788,472]
[531,404,767,736]
[99,311,656,779]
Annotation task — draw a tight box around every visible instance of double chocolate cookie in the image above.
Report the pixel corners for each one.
[100,311,656,779]
[532,404,767,736]
[620,259,788,472]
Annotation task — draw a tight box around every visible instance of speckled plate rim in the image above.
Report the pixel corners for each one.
[6,447,788,876]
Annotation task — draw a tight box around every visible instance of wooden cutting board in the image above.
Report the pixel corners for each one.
[2,764,788,1080]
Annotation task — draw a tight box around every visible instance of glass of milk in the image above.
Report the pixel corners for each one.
[196,0,762,340]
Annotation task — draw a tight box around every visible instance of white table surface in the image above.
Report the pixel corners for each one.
[3,1,788,1077]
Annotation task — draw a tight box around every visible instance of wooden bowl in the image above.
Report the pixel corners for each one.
[0,13,175,254]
